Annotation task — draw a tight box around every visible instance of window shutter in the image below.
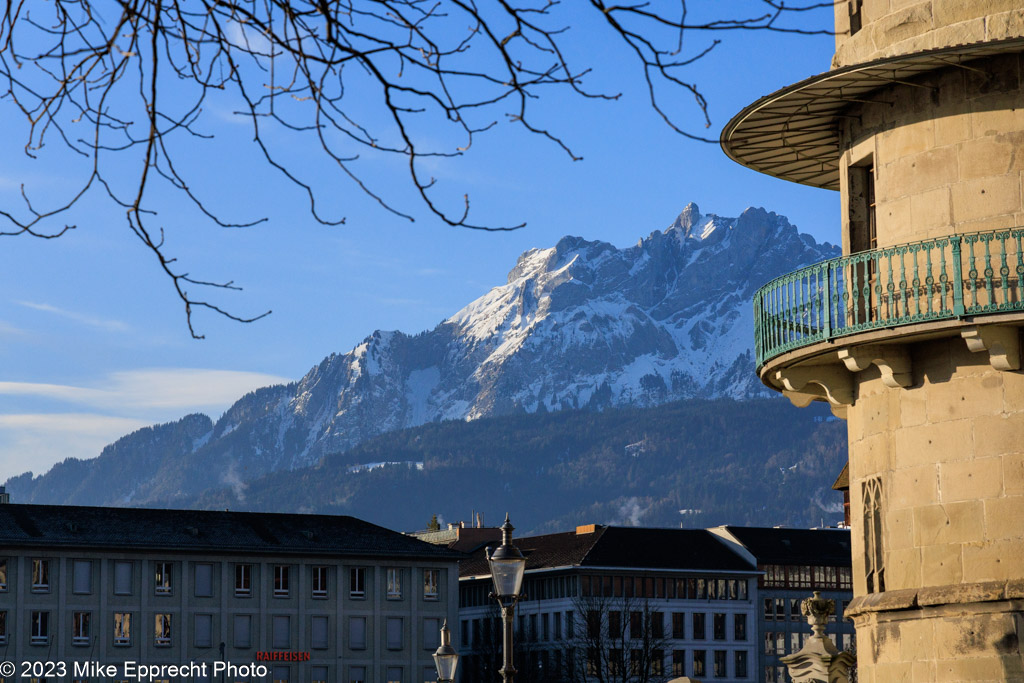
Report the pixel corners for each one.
[233,615,251,648]
[73,560,91,594]
[311,616,328,649]
[195,614,212,647]
[195,564,213,597]
[114,561,132,594]
[273,615,290,649]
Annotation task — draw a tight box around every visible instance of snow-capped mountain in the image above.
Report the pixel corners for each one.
[7,203,838,505]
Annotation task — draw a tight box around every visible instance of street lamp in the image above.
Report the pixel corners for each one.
[433,620,460,683]
[486,513,527,683]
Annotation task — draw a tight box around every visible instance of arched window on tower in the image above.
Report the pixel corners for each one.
[863,477,885,593]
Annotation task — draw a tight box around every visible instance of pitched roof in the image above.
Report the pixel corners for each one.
[719,526,851,567]
[0,504,462,560]
[460,525,755,578]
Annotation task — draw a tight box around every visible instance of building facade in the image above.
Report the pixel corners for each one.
[710,527,854,683]
[0,504,461,683]
[722,3,1024,681]
[456,524,851,683]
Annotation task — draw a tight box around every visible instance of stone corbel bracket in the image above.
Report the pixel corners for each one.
[774,366,854,420]
[838,344,912,388]
[962,325,1021,371]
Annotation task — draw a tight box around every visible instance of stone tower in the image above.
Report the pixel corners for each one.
[721,3,1024,682]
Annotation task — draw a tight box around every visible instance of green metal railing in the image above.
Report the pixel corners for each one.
[754,228,1024,369]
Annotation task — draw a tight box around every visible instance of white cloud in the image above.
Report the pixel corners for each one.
[0,368,291,413]
[0,368,294,479]
[17,301,130,332]
[0,413,150,477]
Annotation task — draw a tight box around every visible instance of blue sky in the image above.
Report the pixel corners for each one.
[0,4,840,478]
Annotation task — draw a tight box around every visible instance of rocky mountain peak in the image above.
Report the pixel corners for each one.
[6,203,841,507]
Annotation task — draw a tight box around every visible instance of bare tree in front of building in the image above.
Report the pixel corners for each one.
[569,593,670,683]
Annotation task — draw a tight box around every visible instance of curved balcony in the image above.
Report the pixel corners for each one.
[754,228,1024,371]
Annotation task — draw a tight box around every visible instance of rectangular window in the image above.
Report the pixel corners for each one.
[713,613,726,640]
[672,650,685,677]
[349,616,366,650]
[672,612,685,639]
[541,612,549,641]
[553,613,562,640]
[609,610,621,636]
[775,598,785,621]
[114,561,132,595]
[72,560,91,594]
[32,559,49,592]
[764,598,774,621]
[0,610,6,644]
[767,665,777,683]
[387,568,402,599]
[587,610,600,638]
[609,649,623,676]
[272,665,289,683]
[194,563,213,597]
[692,612,706,640]
[765,631,775,655]
[735,650,748,678]
[154,562,172,595]
[693,650,706,678]
[650,611,664,638]
[387,616,403,650]
[423,568,439,600]
[651,649,664,677]
[629,611,642,637]
[734,613,747,641]
[311,616,328,649]
[154,613,171,646]
[826,565,838,587]
[714,650,727,678]
[0,559,7,591]
[235,564,252,597]
[113,612,131,646]
[274,565,289,597]
[791,598,802,621]
[73,611,90,645]
[194,614,213,648]
[840,566,853,590]
[349,666,366,683]
[31,611,49,645]
[791,632,801,653]
[386,667,402,683]
[233,614,251,648]
[738,579,748,600]
[312,566,328,598]
[423,617,440,650]
[311,667,328,683]
[272,615,290,649]
[350,567,366,598]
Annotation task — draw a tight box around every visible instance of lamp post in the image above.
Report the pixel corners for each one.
[433,620,460,683]
[486,513,527,683]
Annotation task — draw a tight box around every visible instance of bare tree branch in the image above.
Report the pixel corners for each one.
[0,0,834,337]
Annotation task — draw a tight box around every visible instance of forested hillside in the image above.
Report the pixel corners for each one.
[174,398,847,534]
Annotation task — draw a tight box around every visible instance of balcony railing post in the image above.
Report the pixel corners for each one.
[951,235,965,317]
[823,264,832,339]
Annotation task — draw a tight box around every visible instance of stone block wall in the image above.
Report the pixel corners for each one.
[832,0,1024,69]
[838,54,1024,252]
[847,333,1024,597]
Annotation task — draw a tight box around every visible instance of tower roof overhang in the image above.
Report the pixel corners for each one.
[720,37,1024,191]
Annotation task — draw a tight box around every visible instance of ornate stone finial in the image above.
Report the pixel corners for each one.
[781,592,854,683]
[801,590,835,638]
